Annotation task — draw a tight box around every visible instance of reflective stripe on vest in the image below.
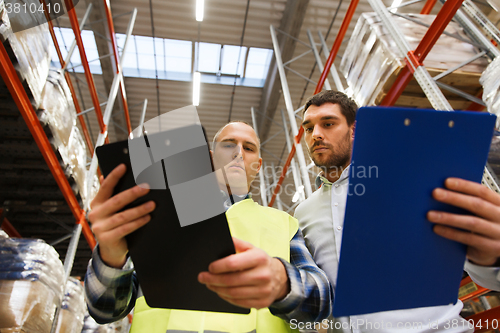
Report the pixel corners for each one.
[130,199,299,333]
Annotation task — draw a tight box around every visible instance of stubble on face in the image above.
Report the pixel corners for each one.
[309,130,352,180]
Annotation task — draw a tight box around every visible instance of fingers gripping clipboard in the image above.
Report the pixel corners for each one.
[332,107,496,317]
[96,124,250,314]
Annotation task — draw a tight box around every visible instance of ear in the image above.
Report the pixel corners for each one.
[253,157,263,175]
[350,121,356,141]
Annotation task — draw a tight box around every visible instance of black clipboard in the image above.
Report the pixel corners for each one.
[96,124,249,314]
[332,107,496,317]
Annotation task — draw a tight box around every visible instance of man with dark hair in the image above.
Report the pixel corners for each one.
[296,90,500,332]
[84,121,332,333]
[303,90,357,126]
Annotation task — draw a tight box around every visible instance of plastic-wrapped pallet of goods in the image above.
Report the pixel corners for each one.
[340,13,489,109]
[480,55,500,130]
[0,237,65,333]
[62,126,88,203]
[38,69,77,150]
[0,0,51,109]
[54,277,85,333]
[481,57,500,178]
[37,69,91,203]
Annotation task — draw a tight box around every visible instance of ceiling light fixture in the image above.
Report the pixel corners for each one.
[196,0,204,22]
[193,71,201,106]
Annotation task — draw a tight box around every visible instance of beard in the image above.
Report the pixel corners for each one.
[309,131,352,173]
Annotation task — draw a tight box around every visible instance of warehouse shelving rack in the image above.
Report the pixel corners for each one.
[0,0,139,331]
[267,0,500,327]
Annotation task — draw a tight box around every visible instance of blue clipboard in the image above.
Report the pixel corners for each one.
[332,106,496,317]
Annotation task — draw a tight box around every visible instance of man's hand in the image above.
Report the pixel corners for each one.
[88,164,155,268]
[198,237,290,309]
[428,177,500,266]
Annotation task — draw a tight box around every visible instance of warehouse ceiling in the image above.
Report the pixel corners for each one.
[54,0,447,206]
[2,0,500,277]
[54,0,380,211]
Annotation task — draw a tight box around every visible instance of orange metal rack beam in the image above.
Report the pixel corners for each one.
[102,0,132,134]
[420,0,438,14]
[0,209,22,238]
[268,0,360,207]
[0,41,96,249]
[42,0,95,156]
[64,0,109,143]
[459,276,491,302]
[381,0,466,106]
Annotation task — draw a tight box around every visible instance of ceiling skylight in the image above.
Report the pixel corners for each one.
[197,42,221,73]
[220,45,246,76]
[50,27,102,74]
[246,48,273,79]
[50,28,273,88]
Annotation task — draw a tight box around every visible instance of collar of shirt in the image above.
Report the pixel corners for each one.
[315,164,351,189]
[220,190,251,210]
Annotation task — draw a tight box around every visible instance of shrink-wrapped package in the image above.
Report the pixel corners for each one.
[37,69,89,202]
[340,13,488,108]
[0,238,65,333]
[0,230,8,239]
[89,173,101,204]
[38,69,77,149]
[0,0,51,108]
[60,126,88,202]
[54,277,85,333]
[480,55,500,130]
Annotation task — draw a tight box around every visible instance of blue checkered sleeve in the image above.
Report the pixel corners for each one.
[269,229,333,323]
[84,245,138,324]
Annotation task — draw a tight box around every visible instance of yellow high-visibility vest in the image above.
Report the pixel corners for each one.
[130,199,299,333]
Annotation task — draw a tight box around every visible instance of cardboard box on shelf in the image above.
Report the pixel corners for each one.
[0,280,59,333]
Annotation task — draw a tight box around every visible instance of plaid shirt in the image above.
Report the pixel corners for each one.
[85,198,332,324]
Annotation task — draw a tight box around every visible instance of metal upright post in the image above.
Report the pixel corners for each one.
[251,107,268,206]
[119,9,138,64]
[371,0,456,110]
[449,3,500,59]
[483,163,500,194]
[85,8,137,209]
[263,162,272,206]
[49,220,84,333]
[281,108,304,202]
[307,30,332,91]
[135,99,148,138]
[271,163,283,210]
[61,4,93,73]
[317,30,345,92]
[270,25,313,198]
[460,0,500,47]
